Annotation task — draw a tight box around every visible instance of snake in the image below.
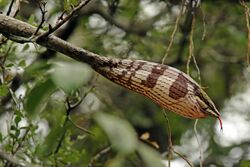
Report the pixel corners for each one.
[90,56,222,129]
[0,14,222,129]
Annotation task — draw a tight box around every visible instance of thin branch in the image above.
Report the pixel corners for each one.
[10,0,20,18]
[0,44,12,84]
[12,128,30,155]
[87,146,111,167]
[67,87,95,135]
[162,109,194,167]
[0,149,42,167]
[186,14,195,76]
[35,0,92,40]
[6,0,15,16]
[194,119,203,167]
[192,49,201,85]
[34,1,47,36]
[162,110,172,167]
[3,33,33,44]
[53,120,68,155]
[68,117,94,135]
[86,0,168,36]
[162,1,184,64]
[172,149,194,167]
[70,87,94,110]
[186,2,202,85]
[54,87,94,154]
[53,97,71,154]
[200,4,206,41]
[0,0,20,44]
[240,0,250,66]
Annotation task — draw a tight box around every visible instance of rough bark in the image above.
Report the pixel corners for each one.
[0,14,100,66]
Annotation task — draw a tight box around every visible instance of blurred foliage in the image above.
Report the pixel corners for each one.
[1,0,250,167]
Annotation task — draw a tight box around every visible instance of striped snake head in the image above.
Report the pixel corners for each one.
[194,87,222,129]
[194,88,219,117]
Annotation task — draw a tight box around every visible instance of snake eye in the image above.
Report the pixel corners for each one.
[195,95,209,110]
[195,91,220,118]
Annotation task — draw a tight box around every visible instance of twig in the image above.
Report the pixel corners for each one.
[200,4,206,41]
[240,0,250,66]
[67,87,95,135]
[0,149,41,167]
[70,87,94,110]
[162,109,172,167]
[6,0,15,16]
[68,117,94,135]
[194,119,203,167]
[0,0,20,44]
[3,0,92,44]
[92,1,168,36]
[192,41,202,85]
[34,1,47,36]
[54,87,94,154]
[186,10,202,85]
[10,0,20,17]
[5,0,21,17]
[87,146,111,167]
[3,34,33,44]
[161,1,185,64]
[35,0,92,40]
[162,109,194,167]
[53,97,72,154]
[186,15,195,76]
[12,128,30,155]
[0,44,12,84]
[172,149,194,167]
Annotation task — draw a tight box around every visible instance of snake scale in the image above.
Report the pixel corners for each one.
[0,14,222,129]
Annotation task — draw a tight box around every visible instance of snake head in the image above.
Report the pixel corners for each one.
[195,87,222,129]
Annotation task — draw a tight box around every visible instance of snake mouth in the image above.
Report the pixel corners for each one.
[206,108,223,130]
[206,108,220,118]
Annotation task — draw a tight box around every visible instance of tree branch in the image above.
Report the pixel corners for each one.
[0,14,101,67]
[93,5,168,36]
[36,0,91,40]
[80,0,168,36]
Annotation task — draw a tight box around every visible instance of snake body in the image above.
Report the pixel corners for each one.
[91,56,222,127]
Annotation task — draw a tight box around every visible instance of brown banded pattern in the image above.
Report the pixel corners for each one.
[92,56,222,128]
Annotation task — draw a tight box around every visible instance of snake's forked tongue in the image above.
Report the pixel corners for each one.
[218,116,223,131]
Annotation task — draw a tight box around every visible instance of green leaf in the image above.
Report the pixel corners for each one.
[0,133,3,142]
[51,62,91,93]
[25,78,57,117]
[15,129,20,138]
[15,109,23,118]
[14,116,21,126]
[106,156,124,167]
[10,125,16,131]
[38,114,69,158]
[27,14,36,25]
[5,63,14,67]
[137,143,164,167]
[240,160,250,167]
[38,124,64,158]
[22,44,30,52]
[94,112,137,155]
[25,61,51,78]
[0,84,8,97]
[18,59,26,67]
